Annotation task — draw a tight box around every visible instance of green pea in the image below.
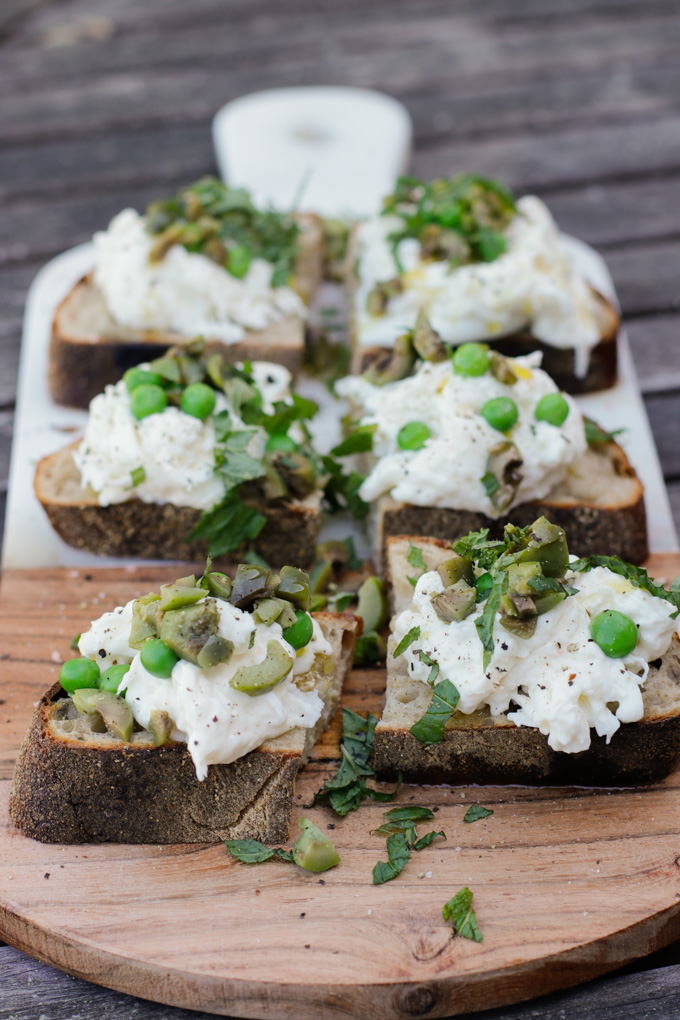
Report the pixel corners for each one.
[282,610,314,650]
[397,421,432,451]
[180,383,217,420]
[535,393,570,427]
[130,384,168,420]
[480,397,518,432]
[475,572,494,599]
[590,610,638,658]
[452,342,489,377]
[140,638,178,678]
[123,367,165,393]
[59,657,100,693]
[98,663,131,694]
[266,434,299,454]
[227,245,252,279]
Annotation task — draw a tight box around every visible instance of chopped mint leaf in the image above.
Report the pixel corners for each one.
[476,572,507,670]
[410,678,460,743]
[189,495,266,557]
[481,471,499,497]
[412,830,447,852]
[130,466,146,488]
[225,839,294,864]
[464,805,494,823]
[584,417,625,447]
[313,709,400,817]
[442,887,483,941]
[330,424,376,457]
[372,832,411,884]
[569,555,680,612]
[393,626,421,658]
[418,649,440,685]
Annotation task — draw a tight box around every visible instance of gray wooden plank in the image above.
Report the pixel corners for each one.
[606,240,680,317]
[642,389,680,480]
[626,315,680,395]
[3,943,680,1020]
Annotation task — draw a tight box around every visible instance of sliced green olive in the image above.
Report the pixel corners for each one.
[356,576,388,634]
[160,601,223,666]
[515,517,569,578]
[488,352,519,385]
[364,330,416,385]
[148,709,173,747]
[59,657,100,693]
[412,310,447,363]
[230,564,274,609]
[253,596,287,626]
[483,441,523,512]
[282,610,314,650]
[205,571,233,600]
[230,640,294,695]
[277,566,311,610]
[159,582,206,612]
[437,555,474,588]
[196,633,234,669]
[430,580,477,623]
[309,560,334,595]
[71,689,133,742]
[499,614,537,640]
[292,817,340,873]
[129,592,161,649]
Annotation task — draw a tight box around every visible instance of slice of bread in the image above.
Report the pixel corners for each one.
[34,442,322,567]
[9,612,361,844]
[346,226,619,394]
[375,538,680,786]
[371,440,647,573]
[49,214,323,408]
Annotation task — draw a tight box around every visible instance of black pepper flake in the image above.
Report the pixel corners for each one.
[300,912,306,918]
[305,944,311,949]
[327,823,335,830]
[318,879,325,885]
[501,642,508,651]
[44,873,50,879]
[98,649,106,658]
[84,574,92,581]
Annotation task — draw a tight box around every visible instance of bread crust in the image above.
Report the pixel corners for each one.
[49,214,323,408]
[372,440,647,570]
[374,632,680,787]
[9,614,361,844]
[34,443,322,567]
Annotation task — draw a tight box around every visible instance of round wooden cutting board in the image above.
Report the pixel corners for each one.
[2,564,680,1020]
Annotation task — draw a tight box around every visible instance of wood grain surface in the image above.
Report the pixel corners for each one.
[2,560,680,1019]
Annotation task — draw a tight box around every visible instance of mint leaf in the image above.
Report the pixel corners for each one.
[130,466,145,488]
[584,417,625,447]
[409,678,460,743]
[442,887,483,941]
[407,541,427,573]
[313,709,400,817]
[412,830,447,852]
[189,496,266,557]
[372,832,411,885]
[393,626,420,658]
[418,649,440,685]
[322,456,370,519]
[569,555,680,612]
[464,805,493,823]
[225,839,294,864]
[475,572,507,670]
[331,424,376,457]
[481,471,499,497]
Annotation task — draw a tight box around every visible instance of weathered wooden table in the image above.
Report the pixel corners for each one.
[1,0,680,1017]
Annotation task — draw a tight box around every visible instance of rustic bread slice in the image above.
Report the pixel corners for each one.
[9,613,360,844]
[375,537,680,785]
[375,633,680,786]
[49,214,323,408]
[371,440,647,573]
[345,226,619,394]
[34,442,322,567]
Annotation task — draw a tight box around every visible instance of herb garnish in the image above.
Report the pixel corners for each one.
[410,678,460,744]
[372,805,446,884]
[475,572,507,670]
[407,541,428,587]
[225,839,294,864]
[393,626,421,658]
[568,556,680,616]
[313,709,401,817]
[464,805,494,823]
[584,417,625,447]
[442,887,483,941]
[330,424,376,458]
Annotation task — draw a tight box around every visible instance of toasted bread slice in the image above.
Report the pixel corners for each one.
[376,537,680,785]
[49,214,323,408]
[34,442,322,567]
[9,613,360,844]
[346,226,619,394]
[371,440,647,573]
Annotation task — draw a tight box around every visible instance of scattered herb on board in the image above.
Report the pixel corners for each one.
[225,818,340,873]
[225,839,294,864]
[409,678,460,744]
[372,805,446,884]
[313,709,401,817]
[442,887,483,942]
[464,805,494,823]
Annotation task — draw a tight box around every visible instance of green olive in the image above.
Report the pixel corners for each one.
[59,657,100,693]
[452,342,489,377]
[480,397,518,432]
[397,421,432,451]
[123,367,165,393]
[130,384,168,420]
[140,638,179,678]
[180,383,217,420]
[535,393,570,427]
[590,610,638,658]
[282,610,314,650]
[98,663,131,694]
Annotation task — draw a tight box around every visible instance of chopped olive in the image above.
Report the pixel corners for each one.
[160,582,206,612]
[205,571,233,600]
[282,610,314,650]
[356,576,388,634]
[315,540,351,566]
[514,517,569,578]
[230,564,274,609]
[59,657,100,693]
[488,351,519,385]
[484,442,523,511]
[366,277,403,315]
[292,817,340,872]
[431,580,477,623]
[309,560,334,595]
[277,566,311,610]
[148,710,173,747]
[140,638,179,679]
[230,640,294,695]
[501,591,536,619]
[437,556,474,587]
[253,597,287,625]
[364,330,416,385]
[412,310,447,362]
[196,633,234,669]
[71,689,133,742]
[269,450,317,499]
[98,663,130,694]
[129,592,161,649]
[160,600,224,666]
[499,613,537,639]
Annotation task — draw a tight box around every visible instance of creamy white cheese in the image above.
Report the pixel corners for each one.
[74,361,294,509]
[93,209,305,342]
[392,565,680,754]
[79,597,333,780]
[336,352,586,517]
[354,196,606,375]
